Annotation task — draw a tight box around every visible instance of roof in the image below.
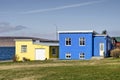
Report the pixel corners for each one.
[34,42,59,46]
[0,36,58,47]
[0,36,48,41]
[94,34,108,37]
[0,36,58,42]
[15,39,59,46]
[58,30,95,33]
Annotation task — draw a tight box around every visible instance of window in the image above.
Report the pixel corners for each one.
[52,48,56,55]
[79,37,85,46]
[21,45,27,53]
[65,38,71,46]
[80,53,85,59]
[65,53,71,59]
[100,43,104,51]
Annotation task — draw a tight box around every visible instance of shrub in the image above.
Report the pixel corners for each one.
[110,48,120,58]
[22,57,30,62]
[13,55,19,62]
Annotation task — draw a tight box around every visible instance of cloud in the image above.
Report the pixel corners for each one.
[21,0,106,14]
[0,22,27,33]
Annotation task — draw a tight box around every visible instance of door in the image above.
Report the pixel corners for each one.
[35,49,46,60]
[99,43,104,56]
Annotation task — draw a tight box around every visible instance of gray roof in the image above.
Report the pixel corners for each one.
[0,36,58,42]
[34,42,59,46]
[0,36,58,47]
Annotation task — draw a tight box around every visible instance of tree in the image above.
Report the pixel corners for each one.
[102,30,107,35]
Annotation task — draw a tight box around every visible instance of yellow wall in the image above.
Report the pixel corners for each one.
[15,40,50,61]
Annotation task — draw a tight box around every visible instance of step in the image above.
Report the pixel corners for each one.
[91,56,104,60]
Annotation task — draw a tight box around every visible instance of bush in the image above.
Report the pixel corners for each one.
[13,55,19,62]
[110,48,120,58]
[22,57,30,62]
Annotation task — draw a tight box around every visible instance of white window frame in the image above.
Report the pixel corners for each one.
[65,38,71,46]
[21,45,27,53]
[79,53,85,59]
[79,37,85,46]
[65,53,71,59]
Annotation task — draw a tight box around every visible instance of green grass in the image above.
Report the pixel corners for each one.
[0,58,120,80]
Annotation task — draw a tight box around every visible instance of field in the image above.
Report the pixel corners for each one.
[0,58,120,80]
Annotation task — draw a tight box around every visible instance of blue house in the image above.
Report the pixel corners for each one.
[58,30,112,60]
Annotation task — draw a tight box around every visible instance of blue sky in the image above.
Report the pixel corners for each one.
[0,0,120,39]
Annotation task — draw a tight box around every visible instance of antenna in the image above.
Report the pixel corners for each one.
[54,24,58,40]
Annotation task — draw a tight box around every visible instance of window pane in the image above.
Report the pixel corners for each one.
[80,53,85,59]
[80,38,85,46]
[65,38,71,46]
[52,48,56,55]
[65,53,71,59]
[21,45,27,53]
[100,43,104,51]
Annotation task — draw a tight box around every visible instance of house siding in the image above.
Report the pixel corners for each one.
[15,39,59,61]
[15,40,49,61]
[59,30,113,60]
[0,38,15,60]
[0,47,15,60]
[94,36,107,57]
[106,37,113,57]
[59,33,93,60]
[93,36,112,57]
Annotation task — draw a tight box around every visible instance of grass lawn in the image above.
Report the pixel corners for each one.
[0,58,120,80]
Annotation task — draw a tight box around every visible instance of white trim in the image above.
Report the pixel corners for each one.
[94,34,108,37]
[21,45,27,53]
[58,30,94,33]
[79,53,85,59]
[79,37,86,46]
[65,53,71,59]
[65,38,71,46]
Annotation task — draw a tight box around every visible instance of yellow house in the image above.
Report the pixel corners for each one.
[15,39,59,61]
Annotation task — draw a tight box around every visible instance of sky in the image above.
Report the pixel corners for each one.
[0,0,120,40]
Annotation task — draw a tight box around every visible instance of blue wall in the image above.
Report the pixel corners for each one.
[59,33,93,60]
[106,37,113,57]
[93,36,112,57]
[93,36,107,57]
[0,47,15,60]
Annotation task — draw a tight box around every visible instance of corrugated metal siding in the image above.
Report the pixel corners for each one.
[0,47,15,60]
